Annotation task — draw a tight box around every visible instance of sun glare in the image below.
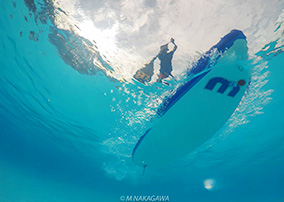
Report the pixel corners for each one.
[77,19,118,58]
[204,179,215,190]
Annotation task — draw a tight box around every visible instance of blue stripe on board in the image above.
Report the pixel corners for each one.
[157,71,209,116]
[157,29,246,116]
[132,128,152,157]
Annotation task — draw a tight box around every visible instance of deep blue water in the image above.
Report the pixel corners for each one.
[0,0,284,201]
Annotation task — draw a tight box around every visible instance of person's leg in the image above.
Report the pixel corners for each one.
[157,72,168,82]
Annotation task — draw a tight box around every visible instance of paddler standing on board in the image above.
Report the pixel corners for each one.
[133,38,177,84]
[157,38,177,82]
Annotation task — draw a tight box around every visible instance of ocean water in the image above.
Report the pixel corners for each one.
[0,0,284,201]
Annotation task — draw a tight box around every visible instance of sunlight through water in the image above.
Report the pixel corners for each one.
[0,0,284,201]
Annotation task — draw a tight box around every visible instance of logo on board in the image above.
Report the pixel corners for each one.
[205,77,246,97]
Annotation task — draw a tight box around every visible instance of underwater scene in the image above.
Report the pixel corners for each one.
[0,0,284,201]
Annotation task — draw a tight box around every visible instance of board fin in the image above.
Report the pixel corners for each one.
[142,165,147,176]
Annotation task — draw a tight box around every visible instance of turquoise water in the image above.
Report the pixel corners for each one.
[0,0,284,201]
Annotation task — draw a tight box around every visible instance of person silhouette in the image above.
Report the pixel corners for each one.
[157,38,177,82]
[133,38,177,84]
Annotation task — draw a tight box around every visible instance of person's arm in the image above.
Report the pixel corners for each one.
[171,38,177,52]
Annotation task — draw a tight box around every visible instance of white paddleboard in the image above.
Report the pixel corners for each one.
[132,31,250,167]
